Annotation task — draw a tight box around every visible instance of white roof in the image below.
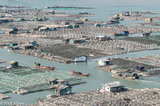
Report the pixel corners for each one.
[105,81,124,88]
[99,59,109,62]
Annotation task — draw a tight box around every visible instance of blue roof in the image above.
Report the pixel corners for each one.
[96,35,105,38]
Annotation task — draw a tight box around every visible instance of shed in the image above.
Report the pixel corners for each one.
[49,27,57,31]
[136,66,145,72]
[61,22,70,25]
[56,85,72,96]
[124,12,130,16]
[0,31,5,34]
[94,23,101,27]
[79,11,89,15]
[75,55,87,62]
[8,27,18,34]
[98,59,110,66]
[68,38,85,44]
[100,81,124,92]
[20,44,35,50]
[145,18,152,23]
[30,41,38,46]
[12,46,20,50]
[66,25,73,29]
[39,27,49,31]
[81,18,88,22]
[48,78,58,85]
[108,19,119,24]
[8,42,18,48]
[119,13,123,17]
[143,33,150,37]
[73,24,79,28]
[8,61,19,68]
[95,35,107,41]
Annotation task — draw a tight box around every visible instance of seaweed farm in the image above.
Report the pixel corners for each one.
[0,67,78,94]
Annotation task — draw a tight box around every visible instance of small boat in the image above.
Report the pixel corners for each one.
[71,71,89,77]
[112,73,139,80]
[34,63,56,70]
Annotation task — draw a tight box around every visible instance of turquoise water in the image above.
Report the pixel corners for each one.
[1,0,160,21]
[1,48,160,104]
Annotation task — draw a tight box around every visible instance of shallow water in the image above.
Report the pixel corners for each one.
[1,48,160,104]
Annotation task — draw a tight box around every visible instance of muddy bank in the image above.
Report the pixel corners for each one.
[13,43,106,63]
[31,88,160,106]
[97,58,160,77]
[122,37,160,45]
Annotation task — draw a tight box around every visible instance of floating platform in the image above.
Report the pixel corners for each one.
[12,89,28,95]
[0,94,10,100]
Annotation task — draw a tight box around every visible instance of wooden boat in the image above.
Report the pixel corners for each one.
[112,73,139,80]
[71,71,89,77]
[34,64,56,70]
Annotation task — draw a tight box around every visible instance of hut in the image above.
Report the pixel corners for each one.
[79,11,89,15]
[7,27,18,34]
[108,19,119,24]
[56,85,72,96]
[30,41,38,46]
[119,13,123,17]
[8,42,18,48]
[8,61,19,68]
[66,25,73,29]
[143,33,150,37]
[99,81,124,92]
[73,24,79,28]
[0,31,5,34]
[136,66,146,72]
[47,79,68,87]
[124,12,130,16]
[81,18,88,22]
[61,21,70,25]
[145,18,152,23]
[20,44,35,50]
[98,59,110,66]
[74,55,87,62]
[94,23,101,27]
[39,27,49,31]
[95,35,107,41]
[12,46,20,50]
[67,38,85,44]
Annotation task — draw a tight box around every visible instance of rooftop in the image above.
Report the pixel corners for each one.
[105,81,124,88]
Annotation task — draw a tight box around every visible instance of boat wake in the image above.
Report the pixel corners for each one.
[138,79,160,85]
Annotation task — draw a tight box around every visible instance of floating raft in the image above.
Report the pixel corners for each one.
[12,89,28,95]
[0,94,10,100]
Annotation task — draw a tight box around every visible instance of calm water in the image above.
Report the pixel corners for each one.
[1,0,160,104]
[1,0,160,21]
[1,48,160,104]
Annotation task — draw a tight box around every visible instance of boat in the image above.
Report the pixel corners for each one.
[71,71,89,77]
[34,63,56,70]
[112,72,139,80]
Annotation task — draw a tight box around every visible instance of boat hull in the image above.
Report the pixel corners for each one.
[71,71,89,77]
[34,64,55,70]
[112,74,135,80]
